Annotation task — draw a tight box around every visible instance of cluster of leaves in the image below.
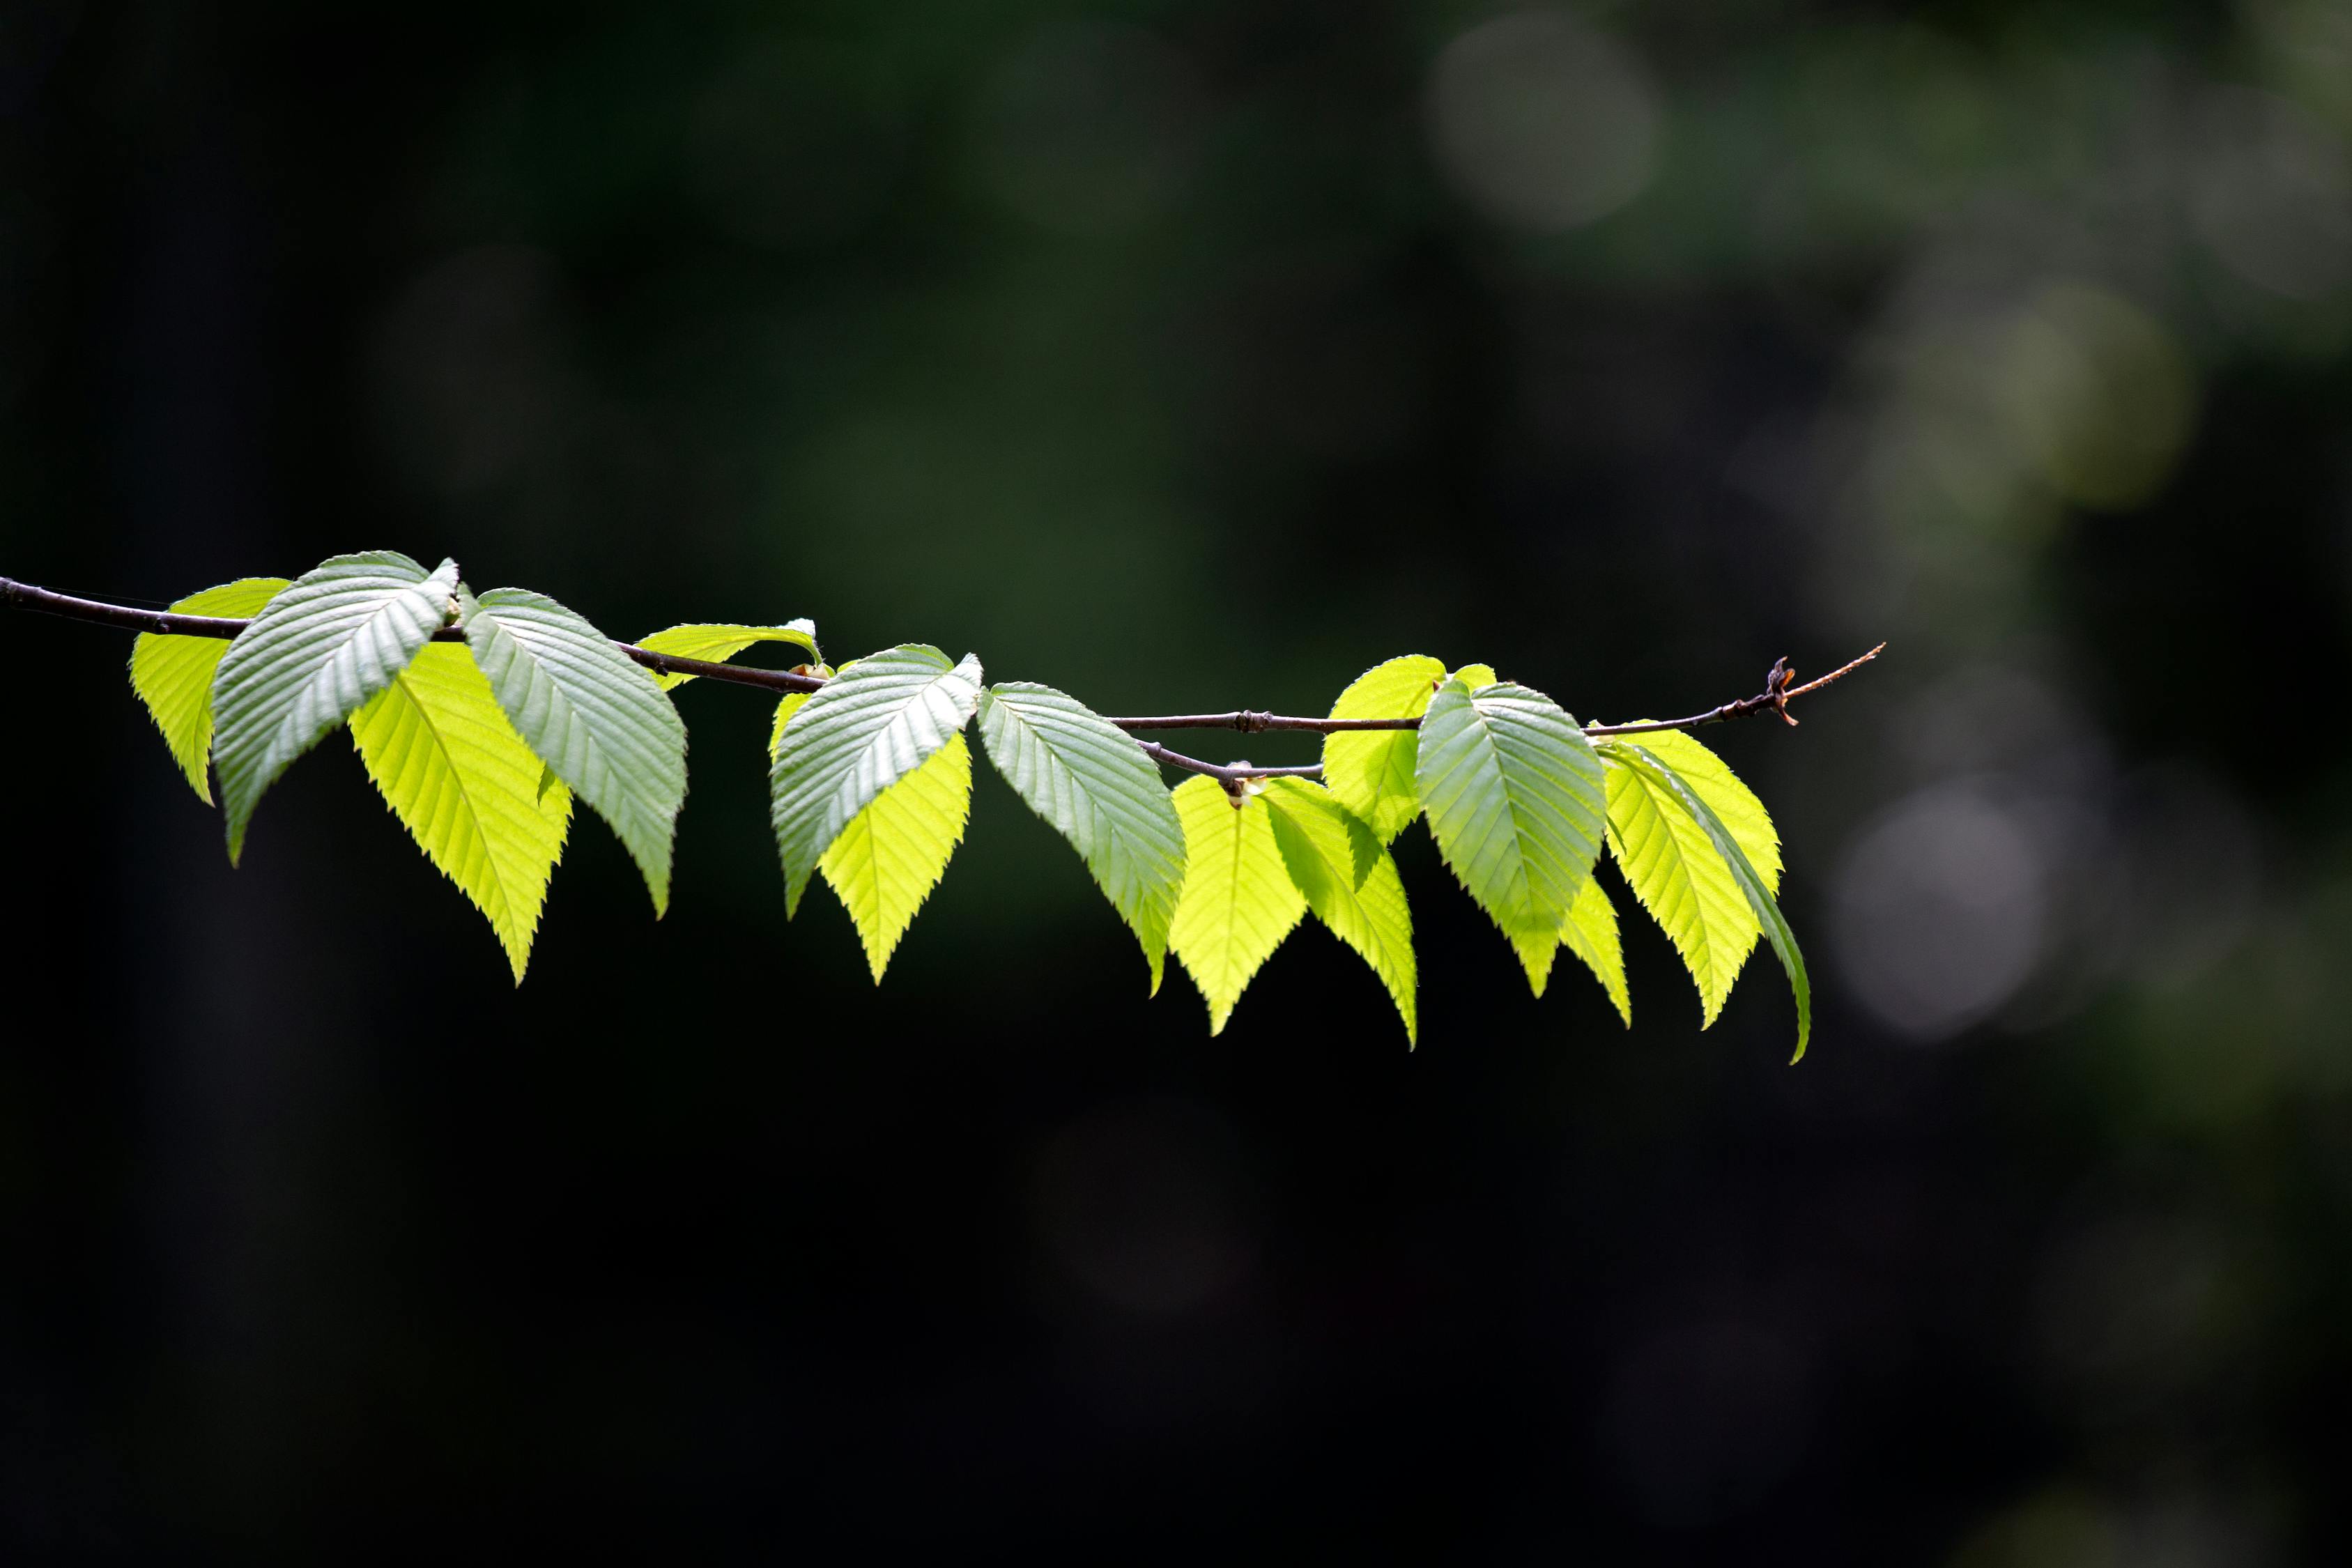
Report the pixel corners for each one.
[128,552,1808,1055]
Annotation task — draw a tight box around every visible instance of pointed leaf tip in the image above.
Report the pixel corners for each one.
[820,731,972,983]
[1261,779,1417,1045]
[351,644,574,982]
[1167,776,1305,1033]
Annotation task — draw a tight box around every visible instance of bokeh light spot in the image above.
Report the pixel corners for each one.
[1832,784,2048,1040]
[1425,10,1661,232]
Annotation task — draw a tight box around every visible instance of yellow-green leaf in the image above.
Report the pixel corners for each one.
[769,689,814,760]
[769,645,983,916]
[636,621,822,691]
[1601,740,1809,1059]
[1260,778,1417,1046]
[1615,728,1781,893]
[1320,657,1502,845]
[1560,875,1630,1026]
[1167,776,1307,1035]
[819,730,972,982]
[1321,656,1445,845]
[1509,924,1560,997]
[349,643,574,983]
[1601,738,1763,1027]
[128,577,289,803]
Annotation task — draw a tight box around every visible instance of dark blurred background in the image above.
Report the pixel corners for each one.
[3,0,2350,1560]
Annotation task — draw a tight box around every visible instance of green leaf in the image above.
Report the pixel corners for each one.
[349,644,574,983]
[1559,875,1631,1026]
[1320,656,1500,846]
[636,620,821,691]
[1321,656,1445,845]
[819,730,971,982]
[1598,731,1778,1028]
[976,681,1189,993]
[769,690,813,760]
[1259,779,1417,1045]
[1413,677,1607,990]
[211,551,460,863]
[129,577,289,804]
[769,644,985,916]
[1451,663,1498,689]
[1615,728,1781,893]
[1508,925,1560,997]
[1167,776,1307,1035]
[1602,741,1811,1061]
[463,587,691,916]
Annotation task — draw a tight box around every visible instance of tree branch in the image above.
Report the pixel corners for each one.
[0,574,1878,785]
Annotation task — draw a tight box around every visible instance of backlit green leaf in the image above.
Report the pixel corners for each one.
[463,587,690,916]
[1167,776,1307,1035]
[769,690,813,760]
[769,644,984,916]
[1321,656,1501,846]
[636,620,821,691]
[1602,741,1811,1060]
[976,680,1188,993]
[1260,778,1416,1045]
[1599,732,1771,1028]
[1615,728,1781,893]
[349,643,574,983]
[1508,925,1560,997]
[819,730,971,982]
[1413,677,1607,990]
[129,577,289,804]
[1560,874,1631,1026]
[1321,656,1445,845]
[212,551,459,863]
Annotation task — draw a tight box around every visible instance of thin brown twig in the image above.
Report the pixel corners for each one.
[0,574,1879,783]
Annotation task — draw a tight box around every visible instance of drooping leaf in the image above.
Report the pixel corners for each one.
[1167,776,1307,1035]
[819,730,972,982]
[1559,875,1631,1026]
[1321,656,1445,845]
[769,645,985,916]
[1320,656,1502,847]
[462,587,690,916]
[1260,778,1416,1045]
[129,577,289,803]
[1613,728,1781,893]
[1598,731,1774,1028]
[348,643,574,983]
[1413,677,1607,990]
[635,621,822,691]
[976,680,1189,992]
[211,551,460,862]
[1602,741,1811,1061]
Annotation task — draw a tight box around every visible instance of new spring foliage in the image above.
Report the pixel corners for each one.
[123,553,1811,1056]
